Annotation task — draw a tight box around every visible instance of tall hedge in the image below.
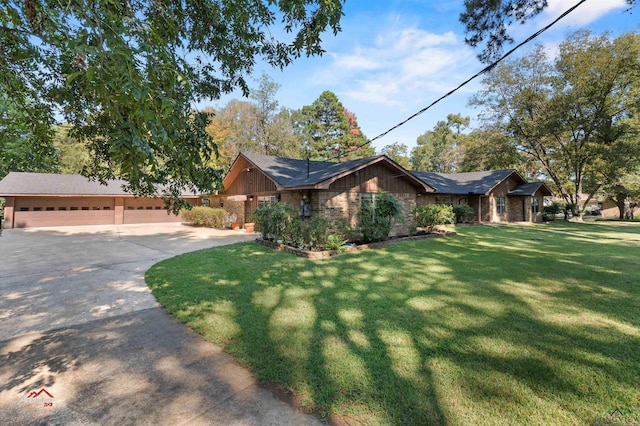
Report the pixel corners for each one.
[413,204,455,232]
[181,206,225,227]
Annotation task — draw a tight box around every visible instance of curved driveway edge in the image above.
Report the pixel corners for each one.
[0,223,322,425]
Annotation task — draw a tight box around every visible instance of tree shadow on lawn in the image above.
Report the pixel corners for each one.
[147,225,640,425]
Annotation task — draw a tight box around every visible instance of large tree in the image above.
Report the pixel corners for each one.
[204,75,304,171]
[1,0,344,209]
[457,126,522,173]
[460,0,637,63]
[411,113,469,172]
[0,92,57,179]
[380,142,411,169]
[471,31,640,217]
[296,90,373,161]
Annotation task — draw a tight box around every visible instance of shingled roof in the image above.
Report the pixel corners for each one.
[508,182,553,196]
[226,152,433,191]
[412,170,520,195]
[241,152,374,187]
[0,172,199,197]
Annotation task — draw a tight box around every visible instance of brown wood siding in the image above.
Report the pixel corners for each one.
[226,158,277,195]
[329,163,419,193]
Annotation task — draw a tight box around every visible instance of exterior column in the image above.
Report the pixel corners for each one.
[114,197,124,224]
[3,197,15,229]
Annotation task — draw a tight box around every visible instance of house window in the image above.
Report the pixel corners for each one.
[531,197,539,214]
[46,207,55,211]
[70,207,78,211]
[33,207,42,211]
[81,207,89,210]
[360,193,377,209]
[103,206,111,210]
[92,206,100,210]
[19,207,29,211]
[436,196,454,206]
[496,197,506,215]
[257,195,277,207]
[58,207,67,211]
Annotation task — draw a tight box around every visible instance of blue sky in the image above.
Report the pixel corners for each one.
[205,0,639,154]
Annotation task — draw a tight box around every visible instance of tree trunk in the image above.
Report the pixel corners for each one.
[614,193,634,220]
[623,196,634,220]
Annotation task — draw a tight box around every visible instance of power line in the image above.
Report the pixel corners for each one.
[358,0,589,150]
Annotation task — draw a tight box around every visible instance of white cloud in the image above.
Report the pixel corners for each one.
[544,0,628,26]
[313,25,477,108]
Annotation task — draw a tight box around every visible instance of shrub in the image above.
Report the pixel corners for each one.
[302,216,329,249]
[325,233,348,252]
[414,204,455,232]
[253,203,330,250]
[452,204,474,223]
[542,202,562,221]
[357,191,404,243]
[252,202,299,242]
[181,206,225,227]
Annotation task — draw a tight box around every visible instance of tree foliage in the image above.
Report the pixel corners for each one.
[460,0,637,63]
[380,142,411,169]
[53,125,91,175]
[411,113,469,172]
[296,90,374,161]
[205,74,304,171]
[0,92,57,179]
[471,31,640,217]
[1,0,345,209]
[457,127,521,173]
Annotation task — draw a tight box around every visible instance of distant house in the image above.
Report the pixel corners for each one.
[210,152,434,235]
[412,170,553,223]
[213,152,553,233]
[0,172,201,229]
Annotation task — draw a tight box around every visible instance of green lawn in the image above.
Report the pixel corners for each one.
[146,223,640,425]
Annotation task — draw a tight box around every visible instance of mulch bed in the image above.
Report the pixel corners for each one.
[255,230,456,259]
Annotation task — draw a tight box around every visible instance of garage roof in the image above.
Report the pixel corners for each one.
[0,172,200,197]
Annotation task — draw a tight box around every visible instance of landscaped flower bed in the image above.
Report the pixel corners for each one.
[256,230,456,258]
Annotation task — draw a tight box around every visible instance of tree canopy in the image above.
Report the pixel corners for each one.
[296,90,374,161]
[460,0,637,63]
[471,31,640,216]
[1,0,344,209]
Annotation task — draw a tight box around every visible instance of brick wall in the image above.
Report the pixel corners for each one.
[315,190,416,236]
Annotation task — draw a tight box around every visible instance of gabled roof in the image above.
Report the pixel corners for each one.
[412,169,521,195]
[509,182,553,196]
[224,152,434,192]
[0,172,199,197]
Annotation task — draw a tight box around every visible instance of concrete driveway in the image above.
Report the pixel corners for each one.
[0,223,321,425]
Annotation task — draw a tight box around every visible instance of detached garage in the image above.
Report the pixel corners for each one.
[0,172,202,229]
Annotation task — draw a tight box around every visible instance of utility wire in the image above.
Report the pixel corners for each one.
[357,0,588,150]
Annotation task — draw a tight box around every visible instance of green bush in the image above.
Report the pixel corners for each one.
[414,204,455,232]
[252,202,299,242]
[357,191,404,243]
[325,233,348,252]
[302,216,329,249]
[253,203,330,250]
[181,206,225,227]
[452,204,474,223]
[542,203,562,221]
